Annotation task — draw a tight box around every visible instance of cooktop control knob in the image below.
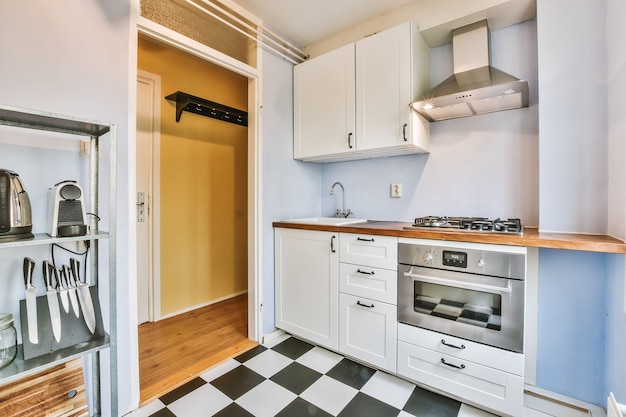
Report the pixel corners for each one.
[478,258,485,268]
[424,251,435,263]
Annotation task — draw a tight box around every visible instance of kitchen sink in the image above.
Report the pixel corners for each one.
[281,217,367,226]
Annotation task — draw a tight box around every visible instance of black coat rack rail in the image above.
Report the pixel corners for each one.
[165,91,248,127]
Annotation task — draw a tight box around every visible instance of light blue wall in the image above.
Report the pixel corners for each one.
[261,51,321,335]
[605,0,626,405]
[535,249,607,404]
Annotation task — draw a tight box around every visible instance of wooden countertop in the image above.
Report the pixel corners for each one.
[272,220,626,254]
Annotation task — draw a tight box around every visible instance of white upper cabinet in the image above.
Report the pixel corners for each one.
[294,44,356,160]
[294,22,430,162]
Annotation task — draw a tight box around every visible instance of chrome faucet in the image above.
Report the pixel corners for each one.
[330,182,352,218]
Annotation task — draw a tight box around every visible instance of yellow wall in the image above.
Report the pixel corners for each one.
[138,37,248,315]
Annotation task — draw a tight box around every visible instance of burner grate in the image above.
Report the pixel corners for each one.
[410,216,523,235]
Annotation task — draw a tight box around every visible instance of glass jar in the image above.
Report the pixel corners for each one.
[0,313,17,370]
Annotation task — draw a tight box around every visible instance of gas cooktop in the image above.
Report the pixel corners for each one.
[405,216,524,235]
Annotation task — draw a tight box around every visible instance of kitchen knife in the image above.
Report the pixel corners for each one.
[70,258,96,334]
[43,261,62,343]
[57,267,70,314]
[64,264,80,318]
[23,257,38,344]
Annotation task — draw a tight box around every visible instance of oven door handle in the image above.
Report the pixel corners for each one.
[403,270,512,294]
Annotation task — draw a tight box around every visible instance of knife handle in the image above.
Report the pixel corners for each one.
[58,267,67,289]
[43,261,54,290]
[23,257,35,287]
[70,258,81,285]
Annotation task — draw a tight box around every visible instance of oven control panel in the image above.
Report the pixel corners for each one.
[398,241,526,280]
[442,250,467,268]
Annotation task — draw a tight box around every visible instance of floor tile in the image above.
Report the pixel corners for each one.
[235,379,297,417]
[326,358,377,390]
[159,377,206,405]
[271,336,315,359]
[234,344,267,362]
[270,361,323,395]
[295,346,343,374]
[361,370,416,409]
[275,397,334,417]
[199,358,240,382]
[243,348,293,378]
[124,400,165,417]
[262,332,291,348]
[167,383,232,417]
[337,392,402,417]
[300,375,358,415]
[148,408,177,417]
[210,365,266,400]
[403,385,461,417]
[212,402,256,417]
[457,403,498,416]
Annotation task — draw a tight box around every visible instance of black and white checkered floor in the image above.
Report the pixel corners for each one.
[127,334,496,417]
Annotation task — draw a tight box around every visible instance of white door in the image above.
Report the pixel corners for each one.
[136,70,161,324]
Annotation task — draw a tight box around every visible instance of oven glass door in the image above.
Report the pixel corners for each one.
[398,265,525,353]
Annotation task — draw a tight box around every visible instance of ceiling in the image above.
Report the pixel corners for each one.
[229,0,417,47]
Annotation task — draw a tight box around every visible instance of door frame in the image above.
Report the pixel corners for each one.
[137,16,262,343]
[136,69,162,322]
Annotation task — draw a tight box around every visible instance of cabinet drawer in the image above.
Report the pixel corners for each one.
[339,294,396,372]
[397,323,523,376]
[397,341,524,417]
[339,233,397,269]
[339,263,396,304]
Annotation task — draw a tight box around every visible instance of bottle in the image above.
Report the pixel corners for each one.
[0,313,17,370]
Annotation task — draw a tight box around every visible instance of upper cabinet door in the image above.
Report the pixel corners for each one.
[356,22,429,152]
[294,44,356,160]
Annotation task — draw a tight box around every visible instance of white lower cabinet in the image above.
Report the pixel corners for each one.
[275,228,339,350]
[397,324,524,417]
[339,293,397,372]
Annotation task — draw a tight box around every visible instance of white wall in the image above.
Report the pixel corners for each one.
[0,1,135,415]
[537,0,608,234]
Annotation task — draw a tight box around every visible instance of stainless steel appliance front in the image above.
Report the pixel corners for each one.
[397,240,526,353]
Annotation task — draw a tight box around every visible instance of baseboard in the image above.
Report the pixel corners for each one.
[524,385,606,417]
[158,291,248,321]
[261,328,287,346]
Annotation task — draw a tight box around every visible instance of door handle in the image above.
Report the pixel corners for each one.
[137,192,145,222]
[348,132,353,149]
[403,123,408,141]
[331,235,336,253]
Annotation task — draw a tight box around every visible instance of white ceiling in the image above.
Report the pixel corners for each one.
[229,0,417,47]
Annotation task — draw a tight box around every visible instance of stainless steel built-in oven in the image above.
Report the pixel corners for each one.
[398,239,526,353]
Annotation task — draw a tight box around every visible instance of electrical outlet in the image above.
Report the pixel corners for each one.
[391,183,402,198]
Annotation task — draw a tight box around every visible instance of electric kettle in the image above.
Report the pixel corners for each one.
[0,169,33,241]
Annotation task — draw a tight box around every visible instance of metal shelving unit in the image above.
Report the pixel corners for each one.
[0,104,117,416]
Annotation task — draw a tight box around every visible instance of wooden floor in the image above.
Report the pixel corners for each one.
[138,294,257,405]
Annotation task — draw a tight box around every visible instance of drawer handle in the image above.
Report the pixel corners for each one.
[356,269,375,275]
[357,237,375,242]
[357,300,374,308]
[441,358,465,370]
[441,339,465,350]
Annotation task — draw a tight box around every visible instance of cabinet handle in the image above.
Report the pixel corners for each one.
[356,269,375,275]
[441,339,466,350]
[440,358,465,370]
[357,237,375,242]
[403,123,408,141]
[357,300,374,308]
[348,132,353,149]
[331,235,336,253]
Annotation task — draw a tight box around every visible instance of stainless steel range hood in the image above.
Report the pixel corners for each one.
[411,20,528,122]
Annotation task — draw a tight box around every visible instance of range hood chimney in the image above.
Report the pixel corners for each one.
[411,20,529,122]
